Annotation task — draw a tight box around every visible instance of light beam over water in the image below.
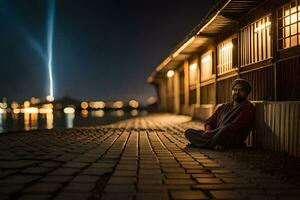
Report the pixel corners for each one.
[47,0,56,100]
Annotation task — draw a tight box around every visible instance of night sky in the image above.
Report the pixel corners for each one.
[0,0,213,103]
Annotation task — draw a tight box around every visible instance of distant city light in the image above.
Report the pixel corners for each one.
[167,70,174,78]
[24,107,39,114]
[129,100,139,108]
[11,101,19,109]
[64,107,75,114]
[30,97,40,104]
[81,101,89,109]
[39,108,53,114]
[113,101,124,109]
[23,101,30,108]
[0,102,7,109]
[46,95,54,102]
[89,101,105,109]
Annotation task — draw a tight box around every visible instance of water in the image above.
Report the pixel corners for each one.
[0,109,146,133]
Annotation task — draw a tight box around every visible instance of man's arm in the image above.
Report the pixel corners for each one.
[204,106,222,131]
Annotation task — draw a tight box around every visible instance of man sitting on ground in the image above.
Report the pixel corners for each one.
[185,79,255,150]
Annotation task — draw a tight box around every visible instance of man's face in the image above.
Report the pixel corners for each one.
[232,84,249,103]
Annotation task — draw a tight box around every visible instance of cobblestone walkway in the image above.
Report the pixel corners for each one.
[0,114,299,200]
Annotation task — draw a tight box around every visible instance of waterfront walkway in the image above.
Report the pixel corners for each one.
[0,114,299,200]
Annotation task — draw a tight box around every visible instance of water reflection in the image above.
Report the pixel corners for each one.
[81,110,89,118]
[0,108,146,133]
[46,113,54,129]
[24,112,38,131]
[65,113,75,128]
[0,109,6,133]
[91,110,104,118]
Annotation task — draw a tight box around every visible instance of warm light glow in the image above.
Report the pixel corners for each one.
[30,97,40,104]
[81,110,89,118]
[89,101,105,109]
[115,110,125,117]
[131,109,138,116]
[255,21,271,32]
[201,52,213,81]
[201,55,212,64]
[221,42,233,52]
[39,108,53,114]
[91,110,104,118]
[147,96,157,105]
[46,95,54,102]
[166,70,174,78]
[11,101,19,109]
[189,63,197,71]
[0,102,7,109]
[24,101,30,108]
[81,102,89,109]
[24,107,39,114]
[129,100,139,108]
[46,112,54,129]
[13,109,21,114]
[64,107,75,114]
[113,101,124,109]
[0,108,6,114]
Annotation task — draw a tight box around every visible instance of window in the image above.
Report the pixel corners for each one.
[241,14,272,66]
[278,1,300,49]
[189,61,198,105]
[201,51,213,81]
[217,39,233,75]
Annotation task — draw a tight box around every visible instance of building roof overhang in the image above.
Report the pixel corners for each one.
[148,0,263,84]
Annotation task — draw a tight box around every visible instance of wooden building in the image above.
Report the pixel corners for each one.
[148,0,300,156]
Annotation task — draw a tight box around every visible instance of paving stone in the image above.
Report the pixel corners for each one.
[108,177,136,184]
[104,184,135,192]
[164,179,196,185]
[40,175,72,183]
[82,168,113,175]
[209,190,247,199]
[0,174,41,184]
[53,192,91,200]
[112,170,136,177]
[170,191,209,199]
[0,184,24,194]
[63,182,95,192]
[50,168,79,176]
[195,178,223,184]
[71,175,100,183]
[192,183,256,190]
[21,167,53,175]
[63,162,89,169]
[17,194,52,200]
[23,182,62,193]
[101,193,134,200]
[165,173,191,179]
[136,192,168,200]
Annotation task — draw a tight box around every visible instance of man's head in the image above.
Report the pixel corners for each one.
[231,79,251,103]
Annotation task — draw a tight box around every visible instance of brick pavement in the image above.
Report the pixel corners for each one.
[0,114,299,200]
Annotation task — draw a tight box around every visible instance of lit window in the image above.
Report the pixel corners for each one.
[217,39,233,75]
[240,14,272,66]
[201,51,213,81]
[278,1,300,49]
[189,62,198,86]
